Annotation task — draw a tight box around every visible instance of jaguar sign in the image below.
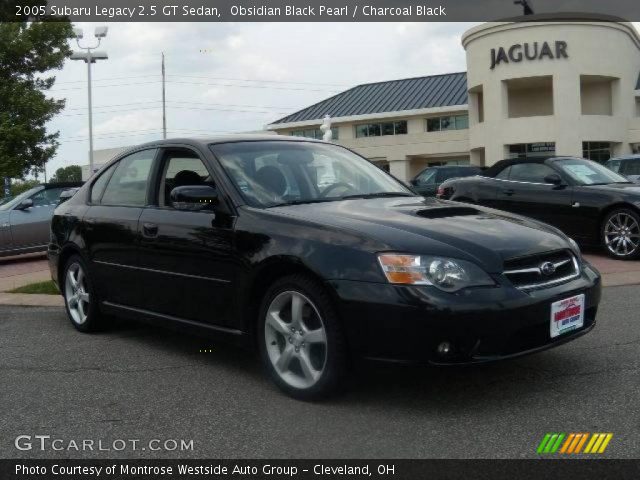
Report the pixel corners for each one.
[490,41,568,69]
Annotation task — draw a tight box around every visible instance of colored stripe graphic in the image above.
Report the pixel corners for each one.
[537,433,553,454]
[560,433,575,453]
[574,433,589,454]
[537,433,565,454]
[539,433,613,455]
[567,433,583,454]
[585,433,614,454]
[551,433,565,453]
[597,434,613,453]
[584,434,599,453]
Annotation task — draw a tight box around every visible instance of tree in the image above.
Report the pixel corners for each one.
[9,179,38,197]
[0,8,73,180]
[50,165,81,183]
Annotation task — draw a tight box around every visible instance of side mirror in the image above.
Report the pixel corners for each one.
[170,185,218,211]
[544,173,563,185]
[16,198,33,210]
[58,189,78,205]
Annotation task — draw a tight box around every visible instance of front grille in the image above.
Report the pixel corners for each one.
[503,250,580,290]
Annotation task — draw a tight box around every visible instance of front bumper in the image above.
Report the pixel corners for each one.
[329,263,601,365]
[47,244,60,289]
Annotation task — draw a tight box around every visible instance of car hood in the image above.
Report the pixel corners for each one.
[269,196,572,273]
[584,182,640,194]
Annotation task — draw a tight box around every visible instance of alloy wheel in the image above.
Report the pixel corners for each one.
[264,291,327,390]
[65,262,90,325]
[604,212,640,257]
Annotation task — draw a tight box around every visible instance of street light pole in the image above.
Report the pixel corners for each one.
[70,27,109,176]
[162,52,167,139]
[87,50,94,170]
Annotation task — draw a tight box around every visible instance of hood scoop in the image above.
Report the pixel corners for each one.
[415,206,480,219]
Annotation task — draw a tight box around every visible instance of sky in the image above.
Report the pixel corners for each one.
[44,22,476,176]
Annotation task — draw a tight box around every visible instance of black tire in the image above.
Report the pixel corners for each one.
[62,255,106,332]
[601,208,640,260]
[258,274,347,400]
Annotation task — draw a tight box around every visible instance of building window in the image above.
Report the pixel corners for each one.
[426,115,469,132]
[580,76,614,116]
[505,76,553,118]
[507,143,556,159]
[290,127,338,140]
[582,142,611,164]
[354,120,408,138]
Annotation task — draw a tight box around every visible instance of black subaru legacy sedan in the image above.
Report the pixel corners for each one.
[49,136,601,399]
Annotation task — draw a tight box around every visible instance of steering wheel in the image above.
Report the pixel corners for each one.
[319,182,358,198]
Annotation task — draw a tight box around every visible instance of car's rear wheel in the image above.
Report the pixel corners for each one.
[63,255,104,332]
[258,274,347,400]
[602,208,640,260]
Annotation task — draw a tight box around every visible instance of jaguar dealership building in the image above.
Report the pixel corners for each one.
[267,15,640,182]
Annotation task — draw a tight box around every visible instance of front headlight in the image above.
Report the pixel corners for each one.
[566,237,585,269]
[377,254,495,292]
[568,237,580,256]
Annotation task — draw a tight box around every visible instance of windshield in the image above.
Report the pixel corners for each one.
[554,158,630,185]
[0,187,40,211]
[210,141,413,208]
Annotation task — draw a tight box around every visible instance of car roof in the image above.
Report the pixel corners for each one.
[483,156,582,176]
[608,155,640,161]
[126,134,322,150]
[423,165,480,169]
[42,182,84,189]
[107,134,327,162]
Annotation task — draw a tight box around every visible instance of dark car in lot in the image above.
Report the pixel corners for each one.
[605,155,640,184]
[49,137,601,399]
[410,165,482,197]
[0,182,83,257]
[437,157,640,260]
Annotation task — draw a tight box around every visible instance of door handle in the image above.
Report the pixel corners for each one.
[502,189,515,196]
[142,222,158,237]
[84,218,96,231]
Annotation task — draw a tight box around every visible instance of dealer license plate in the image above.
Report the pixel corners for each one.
[550,294,584,338]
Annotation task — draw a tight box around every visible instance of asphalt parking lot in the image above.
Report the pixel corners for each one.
[1,285,639,459]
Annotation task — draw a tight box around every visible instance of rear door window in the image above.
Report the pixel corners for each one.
[30,187,66,206]
[495,166,512,180]
[100,150,157,206]
[436,168,459,183]
[606,160,621,173]
[90,163,118,204]
[622,159,640,176]
[416,169,437,185]
[508,163,556,183]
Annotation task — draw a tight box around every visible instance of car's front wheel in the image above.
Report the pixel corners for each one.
[258,274,347,400]
[63,255,104,332]
[602,208,640,260]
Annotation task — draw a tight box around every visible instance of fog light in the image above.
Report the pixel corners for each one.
[437,341,451,356]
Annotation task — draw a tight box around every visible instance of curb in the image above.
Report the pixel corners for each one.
[0,293,64,307]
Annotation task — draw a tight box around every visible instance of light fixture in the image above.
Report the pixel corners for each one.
[70,25,109,175]
[94,26,108,38]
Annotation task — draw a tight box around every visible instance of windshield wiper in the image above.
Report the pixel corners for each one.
[340,192,416,200]
[585,182,631,186]
[267,198,337,208]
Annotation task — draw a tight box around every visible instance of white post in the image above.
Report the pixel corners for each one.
[87,52,94,174]
[320,115,332,142]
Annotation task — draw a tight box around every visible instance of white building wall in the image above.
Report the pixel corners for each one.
[463,21,640,163]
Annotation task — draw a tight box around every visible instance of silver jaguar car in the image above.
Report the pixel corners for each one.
[0,182,82,257]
